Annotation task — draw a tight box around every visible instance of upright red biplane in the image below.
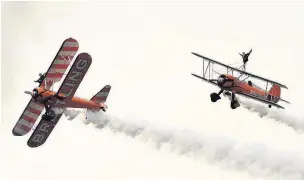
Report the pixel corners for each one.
[12,38,111,148]
[191,52,290,109]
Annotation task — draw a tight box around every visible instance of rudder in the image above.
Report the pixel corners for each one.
[90,85,111,103]
[267,84,281,103]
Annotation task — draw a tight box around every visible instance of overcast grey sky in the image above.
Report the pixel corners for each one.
[1,1,304,180]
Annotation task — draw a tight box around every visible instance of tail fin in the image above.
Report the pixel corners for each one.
[90,85,111,103]
[267,84,281,103]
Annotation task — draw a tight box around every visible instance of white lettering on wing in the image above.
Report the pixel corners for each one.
[31,57,90,145]
[69,71,82,81]
[76,59,88,70]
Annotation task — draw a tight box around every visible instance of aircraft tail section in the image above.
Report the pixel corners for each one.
[90,85,111,103]
[87,85,111,112]
[267,84,281,103]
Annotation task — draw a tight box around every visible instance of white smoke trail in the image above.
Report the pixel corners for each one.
[52,108,82,120]
[83,111,304,180]
[224,94,304,132]
[63,109,83,120]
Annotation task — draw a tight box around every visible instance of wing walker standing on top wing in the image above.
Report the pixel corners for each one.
[12,38,111,148]
[191,51,290,109]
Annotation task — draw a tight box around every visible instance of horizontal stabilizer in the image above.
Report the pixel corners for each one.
[280,98,290,104]
[90,85,111,103]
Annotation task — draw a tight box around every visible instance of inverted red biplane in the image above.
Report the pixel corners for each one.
[191,52,290,109]
[12,38,111,148]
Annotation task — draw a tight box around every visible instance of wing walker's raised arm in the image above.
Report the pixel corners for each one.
[191,52,288,89]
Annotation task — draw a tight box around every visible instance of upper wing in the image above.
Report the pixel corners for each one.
[237,92,284,109]
[27,53,92,148]
[191,52,288,89]
[11,38,79,136]
[12,99,45,136]
[39,38,79,90]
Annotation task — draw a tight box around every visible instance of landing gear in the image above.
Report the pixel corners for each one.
[42,100,56,121]
[42,109,56,121]
[37,93,64,121]
[210,90,223,102]
[54,93,65,100]
[210,90,240,109]
[268,104,272,108]
[230,100,240,109]
[224,91,231,96]
[230,93,240,109]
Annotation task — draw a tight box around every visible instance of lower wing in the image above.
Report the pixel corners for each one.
[191,73,218,86]
[237,92,284,109]
[12,99,44,136]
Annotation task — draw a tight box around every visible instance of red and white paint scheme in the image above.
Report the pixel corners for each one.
[13,38,79,136]
[40,38,79,89]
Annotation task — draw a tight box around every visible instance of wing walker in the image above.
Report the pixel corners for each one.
[12,38,111,148]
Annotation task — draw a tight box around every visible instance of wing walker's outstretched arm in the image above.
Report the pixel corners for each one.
[34,73,46,83]
[240,49,252,70]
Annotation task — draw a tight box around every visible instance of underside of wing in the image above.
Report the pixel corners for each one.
[27,53,92,148]
[12,99,44,136]
[27,113,63,148]
[237,92,284,109]
[39,38,79,90]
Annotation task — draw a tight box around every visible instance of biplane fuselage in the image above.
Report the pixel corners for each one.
[218,74,280,103]
[191,52,289,109]
[33,87,107,110]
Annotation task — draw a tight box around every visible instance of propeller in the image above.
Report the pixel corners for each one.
[24,91,33,96]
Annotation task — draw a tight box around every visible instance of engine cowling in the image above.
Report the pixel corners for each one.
[217,75,227,87]
[24,88,39,99]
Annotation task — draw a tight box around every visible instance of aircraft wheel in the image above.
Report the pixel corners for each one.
[210,93,221,102]
[224,91,231,96]
[268,104,272,108]
[42,110,56,121]
[230,100,240,109]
